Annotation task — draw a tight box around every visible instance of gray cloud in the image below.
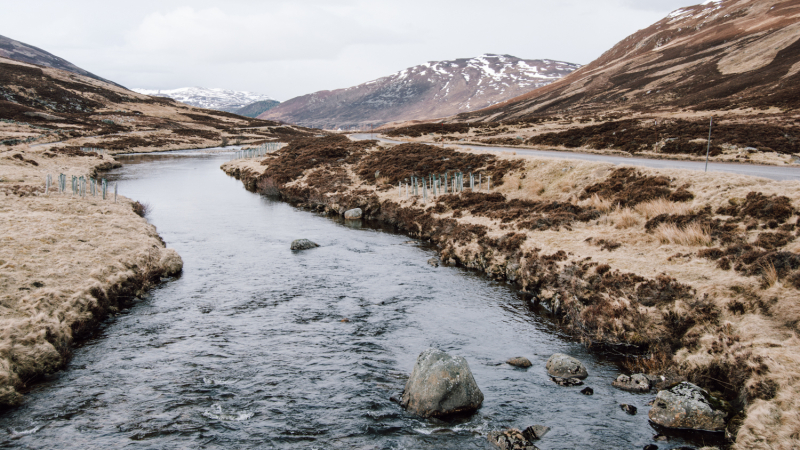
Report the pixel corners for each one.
[4,0,692,100]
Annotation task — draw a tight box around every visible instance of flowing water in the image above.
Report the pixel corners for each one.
[0,150,698,449]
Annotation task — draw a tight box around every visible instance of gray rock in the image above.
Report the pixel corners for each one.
[522,425,550,441]
[400,348,484,418]
[648,382,727,432]
[613,373,651,392]
[488,428,540,450]
[290,239,319,250]
[344,208,363,219]
[506,357,532,368]
[546,353,588,379]
[620,404,638,415]
[580,387,594,395]
[427,258,439,267]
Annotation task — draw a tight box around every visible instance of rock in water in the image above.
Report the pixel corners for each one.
[613,373,651,392]
[488,428,540,450]
[427,258,439,267]
[344,208,363,219]
[648,382,727,432]
[506,357,532,368]
[580,387,594,395]
[550,377,583,387]
[620,404,638,415]
[546,353,588,379]
[400,348,484,418]
[290,239,319,250]
[522,425,550,441]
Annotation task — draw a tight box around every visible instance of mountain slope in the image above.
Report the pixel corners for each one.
[0,34,124,89]
[133,87,277,114]
[259,54,579,129]
[234,99,281,118]
[458,0,800,122]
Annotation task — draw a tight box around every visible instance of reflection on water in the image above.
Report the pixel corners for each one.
[0,150,695,449]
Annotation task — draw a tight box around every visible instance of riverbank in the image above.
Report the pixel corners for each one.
[222,135,800,449]
[0,144,183,407]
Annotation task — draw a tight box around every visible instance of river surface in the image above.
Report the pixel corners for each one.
[0,150,697,449]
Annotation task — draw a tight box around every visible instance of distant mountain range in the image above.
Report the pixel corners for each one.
[0,34,124,88]
[259,54,579,129]
[458,0,800,121]
[132,87,278,115]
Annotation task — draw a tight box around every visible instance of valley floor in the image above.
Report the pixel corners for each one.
[223,135,800,450]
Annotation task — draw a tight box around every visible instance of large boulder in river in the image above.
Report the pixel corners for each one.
[344,208,363,219]
[546,353,588,380]
[401,348,484,418]
[290,239,319,250]
[648,382,727,432]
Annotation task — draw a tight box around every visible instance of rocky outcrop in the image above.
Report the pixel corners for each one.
[344,208,363,219]
[612,373,651,393]
[648,382,727,432]
[290,239,319,250]
[546,353,588,379]
[400,348,484,418]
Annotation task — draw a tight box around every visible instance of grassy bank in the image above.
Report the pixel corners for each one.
[0,144,182,407]
[222,135,800,449]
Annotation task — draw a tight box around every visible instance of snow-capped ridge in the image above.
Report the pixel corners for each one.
[132,86,275,112]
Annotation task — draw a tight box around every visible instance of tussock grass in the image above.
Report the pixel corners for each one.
[635,198,694,219]
[581,193,615,213]
[654,222,712,246]
[761,262,779,289]
[613,207,640,229]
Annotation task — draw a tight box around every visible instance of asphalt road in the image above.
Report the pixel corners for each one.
[350,133,800,182]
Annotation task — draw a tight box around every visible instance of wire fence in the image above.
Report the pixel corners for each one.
[45,173,117,202]
[397,171,491,202]
[231,142,285,160]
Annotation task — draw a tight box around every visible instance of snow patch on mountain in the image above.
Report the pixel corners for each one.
[132,87,275,112]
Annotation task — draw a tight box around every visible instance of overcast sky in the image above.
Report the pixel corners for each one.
[5,0,695,101]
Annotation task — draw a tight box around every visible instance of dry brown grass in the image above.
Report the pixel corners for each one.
[634,198,694,219]
[613,207,640,229]
[654,222,712,246]
[0,146,182,406]
[581,193,615,213]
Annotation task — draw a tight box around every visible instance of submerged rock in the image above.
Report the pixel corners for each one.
[613,373,651,392]
[551,377,583,387]
[400,348,484,418]
[488,428,540,450]
[620,404,638,415]
[506,357,532,368]
[344,208,363,219]
[648,382,727,432]
[522,425,550,441]
[580,387,594,395]
[427,257,439,267]
[546,353,588,379]
[290,239,319,250]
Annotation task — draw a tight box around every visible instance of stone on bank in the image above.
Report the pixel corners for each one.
[400,348,484,418]
[344,208,362,219]
[648,382,727,432]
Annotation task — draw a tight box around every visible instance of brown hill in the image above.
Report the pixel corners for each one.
[457,0,800,121]
[260,54,578,130]
[0,56,313,153]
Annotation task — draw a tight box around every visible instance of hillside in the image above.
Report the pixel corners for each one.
[0,57,312,153]
[0,34,123,89]
[457,0,800,121]
[133,87,278,114]
[234,99,281,118]
[259,54,579,129]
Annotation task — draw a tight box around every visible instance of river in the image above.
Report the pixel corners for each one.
[0,150,695,449]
